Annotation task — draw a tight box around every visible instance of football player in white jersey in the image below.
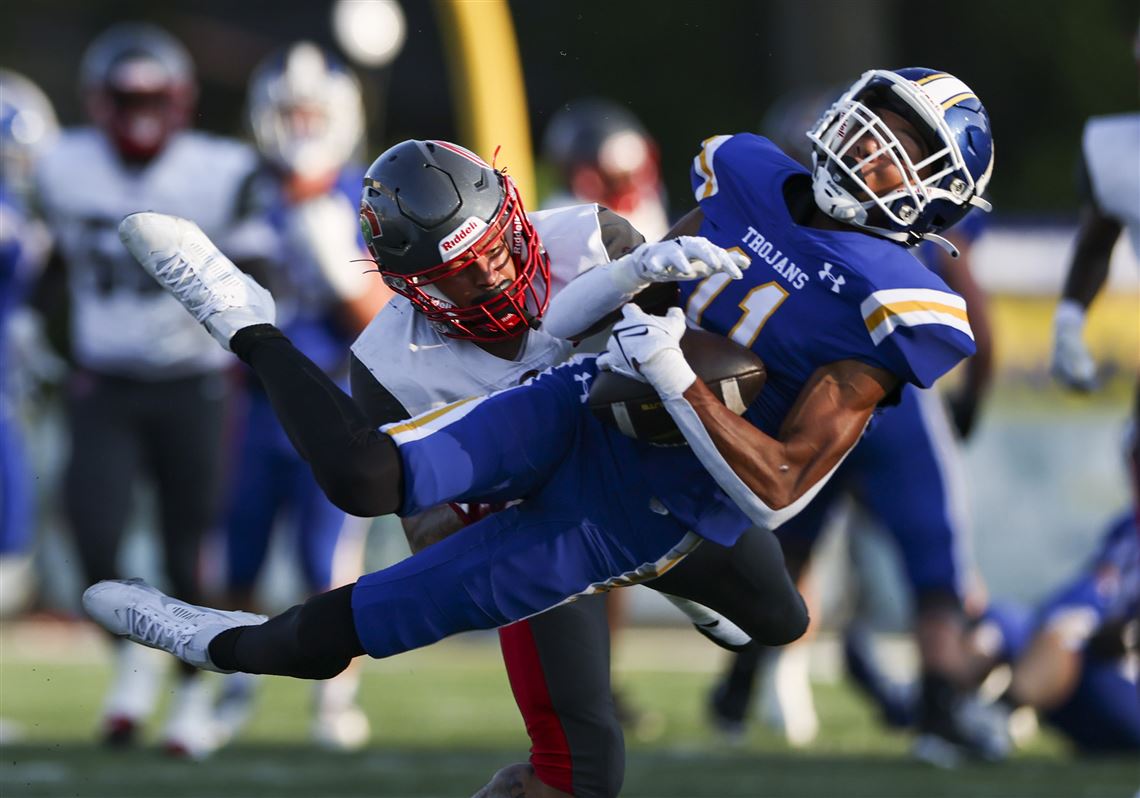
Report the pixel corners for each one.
[32,23,268,758]
[1051,23,1140,516]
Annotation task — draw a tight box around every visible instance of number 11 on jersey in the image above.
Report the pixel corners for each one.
[686,271,789,349]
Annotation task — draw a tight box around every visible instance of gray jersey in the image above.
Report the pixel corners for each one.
[36,128,262,378]
[351,203,622,416]
[1082,113,1140,259]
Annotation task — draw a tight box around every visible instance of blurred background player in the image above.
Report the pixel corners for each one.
[0,70,60,746]
[973,509,1139,753]
[0,69,59,615]
[541,97,670,242]
[1050,23,1140,517]
[538,97,673,735]
[707,84,1004,766]
[212,41,389,752]
[31,23,268,757]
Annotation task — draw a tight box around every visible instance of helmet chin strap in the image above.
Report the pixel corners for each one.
[844,219,961,259]
[921,232,961,258]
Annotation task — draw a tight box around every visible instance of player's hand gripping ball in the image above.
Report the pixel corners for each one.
[591,306,766,445]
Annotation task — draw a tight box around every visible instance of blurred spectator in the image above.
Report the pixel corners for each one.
[212,41,389,752]
[541,97,670,242]
[32,23,269,758]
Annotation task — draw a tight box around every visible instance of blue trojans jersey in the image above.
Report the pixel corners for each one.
[684,134,976,435]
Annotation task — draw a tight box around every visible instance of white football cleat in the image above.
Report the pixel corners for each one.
[662,594,752,652]
[118,212,276,350]
[162,675,221,760]
[82,578,267,673]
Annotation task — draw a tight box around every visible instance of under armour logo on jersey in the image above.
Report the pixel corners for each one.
[818,262,845,294]
[573,372,592,404]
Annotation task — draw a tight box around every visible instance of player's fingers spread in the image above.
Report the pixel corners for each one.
[680,237,741,279]
[661,246,696,278]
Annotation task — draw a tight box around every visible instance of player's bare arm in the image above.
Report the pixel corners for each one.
[684,359,897,509]
[1062,161,1122,308]
[597,303,896,529]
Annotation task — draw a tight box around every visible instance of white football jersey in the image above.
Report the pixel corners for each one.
[351,203,609,416]
[1082,113,1140,259]
[36,129,262,378]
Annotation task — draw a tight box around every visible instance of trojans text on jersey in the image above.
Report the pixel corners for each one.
[741,226,809,290]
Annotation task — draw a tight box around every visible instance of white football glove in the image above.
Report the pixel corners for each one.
[596,304,696,400]
[610,236,749,294]
[1051,299,1098,391]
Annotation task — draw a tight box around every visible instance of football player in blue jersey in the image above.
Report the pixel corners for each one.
[0,70,58,612]
[211,42,390,752]
[86,66,996,770]
[706,85,1000,762]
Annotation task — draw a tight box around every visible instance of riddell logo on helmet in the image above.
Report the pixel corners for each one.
[438,217,488,259]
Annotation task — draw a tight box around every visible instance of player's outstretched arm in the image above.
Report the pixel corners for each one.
[1052,156,1123,392]
[541,225,748,340]
[599,304,895,530]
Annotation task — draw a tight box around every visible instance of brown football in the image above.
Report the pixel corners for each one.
[589,328,766,445]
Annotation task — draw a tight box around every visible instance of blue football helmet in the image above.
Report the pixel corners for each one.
[808,68,994,253]
[247,42,364,181]
[0,69,59,199]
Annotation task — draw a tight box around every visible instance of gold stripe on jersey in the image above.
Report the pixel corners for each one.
[861,288,974,347]
[383,395,481,443]
[693,135,731,200]
[577,532,703,594]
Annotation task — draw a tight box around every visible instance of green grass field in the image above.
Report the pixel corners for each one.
[1,624,1137,798]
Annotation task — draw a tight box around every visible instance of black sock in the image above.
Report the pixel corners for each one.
[207,585,366,680]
